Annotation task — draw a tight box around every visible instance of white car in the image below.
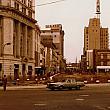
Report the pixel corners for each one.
[47,78,85,90]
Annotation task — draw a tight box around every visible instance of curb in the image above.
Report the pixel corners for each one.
[85,83,110,87]
[0,85,47,90]
[1,83,110,90]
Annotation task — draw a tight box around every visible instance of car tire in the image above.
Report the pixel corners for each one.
[51,88,55,91]
[76,86,80,90]
[59,86,63,90]
[68,88,72,90]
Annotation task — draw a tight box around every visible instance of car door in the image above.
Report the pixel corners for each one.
[71,79,77,87]
[64,79,72,88]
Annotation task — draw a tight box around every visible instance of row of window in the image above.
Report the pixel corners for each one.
[20,0,32,7]
[100,61,110,66]
[100,54,110,59]
[85,38,108,43]
[85,29,108,35]
[86,46,107,49]
[14,1,33,17]
[91,21,99,27]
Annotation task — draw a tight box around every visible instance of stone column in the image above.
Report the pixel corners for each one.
[31,29,34,59]
[3,17,13,55]
[16,22,20,57]
[0,21,2,56]
[2,17,13,76]
[24,25,27,57]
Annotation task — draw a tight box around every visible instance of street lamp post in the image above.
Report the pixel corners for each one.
[2,43,11,77]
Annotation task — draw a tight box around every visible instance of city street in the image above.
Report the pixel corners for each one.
[0,84,110,110]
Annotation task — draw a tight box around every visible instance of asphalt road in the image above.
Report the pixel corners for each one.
[0,85,110,110]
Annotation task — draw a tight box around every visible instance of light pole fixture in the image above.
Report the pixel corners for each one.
[2,42,11,76]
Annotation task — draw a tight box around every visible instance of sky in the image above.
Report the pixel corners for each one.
[35,0,110,63]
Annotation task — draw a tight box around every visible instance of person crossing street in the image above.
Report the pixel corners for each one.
[2,75,7,91]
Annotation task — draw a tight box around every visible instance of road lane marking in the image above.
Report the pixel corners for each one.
[108,107,110,109]
[34,103,46,106]
[79,94,89,97]
[95,106,107,110]
[75,98,85,101]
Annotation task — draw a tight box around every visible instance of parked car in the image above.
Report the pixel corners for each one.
[47,78,85,90]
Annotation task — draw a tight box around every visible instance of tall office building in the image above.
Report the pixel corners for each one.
[84,0,109,53]
[82,0,109,72]
[0,0,36,80]
[84,18,109,53]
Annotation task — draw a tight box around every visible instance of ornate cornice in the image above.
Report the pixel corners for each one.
[0,6,37,24]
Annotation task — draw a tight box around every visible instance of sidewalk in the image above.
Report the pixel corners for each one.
[0,84,47,90]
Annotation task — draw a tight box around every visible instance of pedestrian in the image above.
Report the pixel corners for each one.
[9,73,12,81]
[2,75,7,91]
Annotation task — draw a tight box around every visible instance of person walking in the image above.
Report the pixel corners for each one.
[2,75,7,91]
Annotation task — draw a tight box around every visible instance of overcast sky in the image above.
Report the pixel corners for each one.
[35,0,110,63]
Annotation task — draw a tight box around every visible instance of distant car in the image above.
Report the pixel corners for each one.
[47,78,85,90]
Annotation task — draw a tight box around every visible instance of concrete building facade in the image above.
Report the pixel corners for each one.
[86,50,95,70]
[40,24,65,74]
[84,18,109,53]
[40,28,59,74]
[46,24,65,72]
[81,0,110,73]
[0,0,36,80]
[35,24,41,67]
[83,18,109,72]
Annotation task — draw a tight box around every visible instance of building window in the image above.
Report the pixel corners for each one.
[28,66,32,75]
[0,17,2,27]
[0,0,1,4]
[107,61,110,66]
[14,2,19,10]
[22,7,26,14]
[14,64,19,69]
[28,10,32,17]
[86,29,88,34]
[101,62,103,66]
[22,0,26,4]
[107,54,110,59]
[101,54,103,59]
[28,0,32,8]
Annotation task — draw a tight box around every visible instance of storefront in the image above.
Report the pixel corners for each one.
[97,66,110,73]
